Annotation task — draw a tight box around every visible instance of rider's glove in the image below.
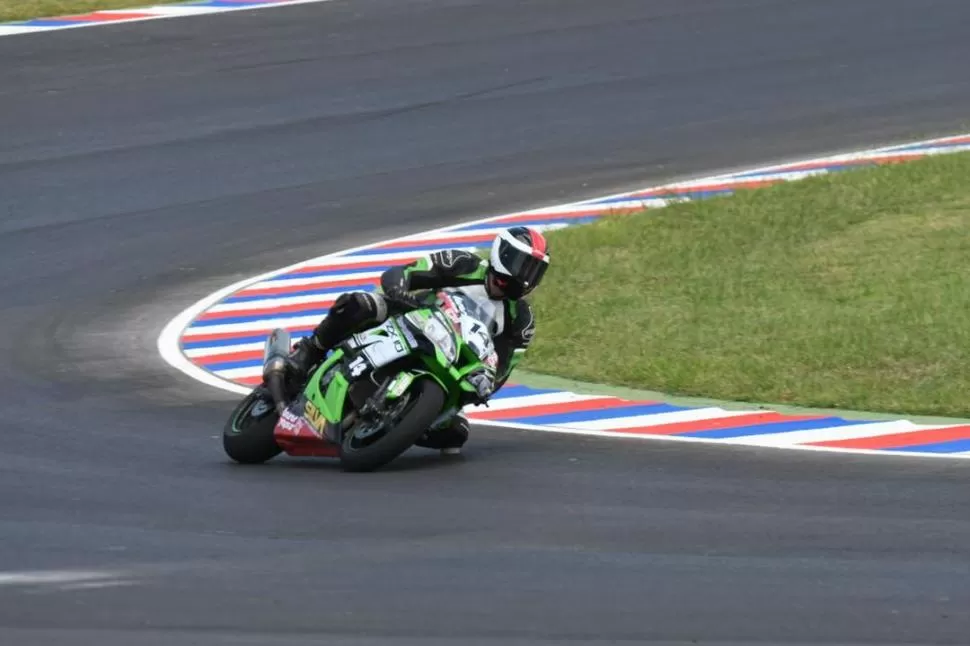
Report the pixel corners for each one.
[384,284,423,311]
[466,368,495,406]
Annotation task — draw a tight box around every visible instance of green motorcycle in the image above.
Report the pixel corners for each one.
[222,287,499,472]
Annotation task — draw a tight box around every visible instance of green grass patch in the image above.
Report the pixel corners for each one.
[1,0,183,22]
[523,152,970,418]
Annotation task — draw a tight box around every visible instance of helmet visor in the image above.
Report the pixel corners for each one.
[495,238,549,291]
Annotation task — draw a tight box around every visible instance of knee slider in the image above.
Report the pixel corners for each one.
[358,292,388,321]
[331,291,386,321]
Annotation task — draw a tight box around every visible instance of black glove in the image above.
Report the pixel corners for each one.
[465,368,495,406]
[386,289,422,311]
[388,284,434,312]
[381,272,418,307]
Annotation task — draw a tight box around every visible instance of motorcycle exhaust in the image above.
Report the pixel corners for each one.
[263,328,292,415]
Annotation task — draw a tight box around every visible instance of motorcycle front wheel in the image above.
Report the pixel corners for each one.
[339,377,446,473]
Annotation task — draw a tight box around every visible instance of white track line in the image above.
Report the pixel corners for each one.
[0,569,130,588]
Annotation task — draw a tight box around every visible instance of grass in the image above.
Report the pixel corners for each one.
[522,151,970,418]
[1,0,184,22]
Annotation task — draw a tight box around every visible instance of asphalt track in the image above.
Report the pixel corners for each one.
[2,0,970,643]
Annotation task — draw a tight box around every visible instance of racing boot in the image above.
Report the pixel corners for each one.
[415,413,470,455]
[285,335,328,383]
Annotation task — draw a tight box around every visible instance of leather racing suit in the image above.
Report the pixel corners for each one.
[295,249,536,450]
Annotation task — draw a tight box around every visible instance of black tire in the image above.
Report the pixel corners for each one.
[222,389,283,464]
[339,377,446,473]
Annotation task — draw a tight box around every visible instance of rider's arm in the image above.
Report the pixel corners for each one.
[380,250,486,296]
[492,299,535,391]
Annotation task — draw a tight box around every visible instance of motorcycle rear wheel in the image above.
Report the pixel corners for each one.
[339,377,446,473]
[223,388,283,464]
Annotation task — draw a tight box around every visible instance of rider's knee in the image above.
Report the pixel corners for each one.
[331,291,387,323]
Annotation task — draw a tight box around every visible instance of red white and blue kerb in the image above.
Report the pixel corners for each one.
[0,0,333,36]
[161,133,970,459]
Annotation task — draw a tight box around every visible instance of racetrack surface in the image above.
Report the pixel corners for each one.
[2,0,970,643]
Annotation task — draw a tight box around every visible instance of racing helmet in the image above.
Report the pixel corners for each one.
[485,226,550,299]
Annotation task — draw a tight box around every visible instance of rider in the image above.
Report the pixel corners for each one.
[286,226,551,453]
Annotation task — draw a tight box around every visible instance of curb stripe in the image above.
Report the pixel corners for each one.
[274,259,417,279]
[214,291,344,309]
[62,11,157,21]
[680,417,877,440]
[811,425,970,450]
[181,325,314,344]
[188,307,332,328]
[560,408,754,431]
[488,385,559,399]
[611,412,799,436]
[199,296,343,320]
[731,420,930,447]
[228,277,381,301]
[455,215,603,231]
[502,403,687,425]
[194,349,264,365]
[349,242,484,256]
[196,356,264,371]
[467,392,611,413]
[887,439,970,454]
[467,397,655,421]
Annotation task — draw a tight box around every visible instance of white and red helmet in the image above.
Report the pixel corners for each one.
[486,226,551,299]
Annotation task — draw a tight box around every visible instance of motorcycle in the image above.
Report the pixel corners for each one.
[221,287,500,472]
